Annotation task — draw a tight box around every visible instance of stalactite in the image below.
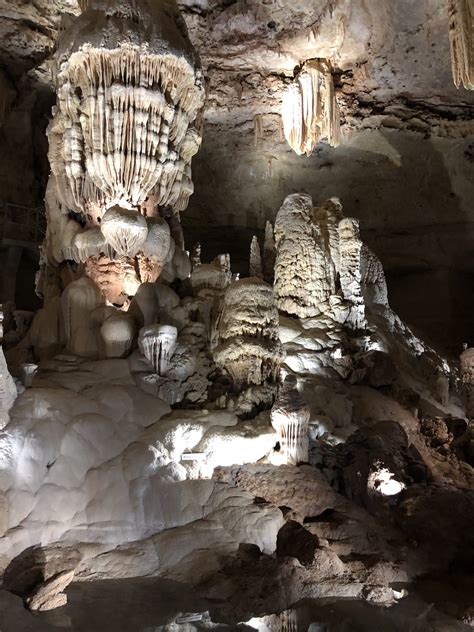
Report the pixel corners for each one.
[254,114,265,148]
[281,60,340,156]
[448,0,474,90]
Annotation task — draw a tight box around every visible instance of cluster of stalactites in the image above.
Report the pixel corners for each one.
[271,375,310,465]
[448,0,474,90]
[281,60,340,156]
[49,47,204,218]
[214,278,284,387]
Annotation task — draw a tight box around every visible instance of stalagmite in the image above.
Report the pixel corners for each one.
[214,278,284,387]
[281,60,340,156]
[61,276,104,357]
[191,254,232,299]
[249,235,263,279]
[263,221,276,283]
[338,217,367,329]
[312,197,344,291]
[98,308,136,358]
[20,363,38,388]
[360,244,389,307]
[138,324,178,375]
[271,375,310,465]
[448,0,474,90]
[190,242,202,270]
[274,194,332,318]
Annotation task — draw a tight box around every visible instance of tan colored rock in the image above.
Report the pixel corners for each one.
[25,569,75,612]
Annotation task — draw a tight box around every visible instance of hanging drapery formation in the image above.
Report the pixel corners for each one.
[41,0,205,305]
[281,59,340,156]
[49,0,205,219]
[46,0,205,265]
[448,0,474,90]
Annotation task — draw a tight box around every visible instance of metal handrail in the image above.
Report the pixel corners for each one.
[0,201,46,244]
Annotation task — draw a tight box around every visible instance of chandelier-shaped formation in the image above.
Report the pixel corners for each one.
[448,0,474,90]
[43,0,205,300]
[49,0,205,218]
[281,60,340,156]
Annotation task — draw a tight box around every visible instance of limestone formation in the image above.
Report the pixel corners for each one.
[249,235,263,279]
[360,244,389,307]
[190,242,202,270]
[98,309,136,359]
[49,0,205,219]
[263,221,276,283]
[274,194,333,318]
[448,0,474,90]
[100,207,149,258]
[282,60,340,156]
[191,254,232,299]
[214,278,284,387]
[337,217,367,330]
[138,324,179,375]
[25,570,75,612]
[41,0,205,308]
[2,2,474,624]
[271,375,310,465]
[60,276,104,357]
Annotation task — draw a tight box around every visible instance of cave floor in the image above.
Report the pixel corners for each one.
[2,575,473,631]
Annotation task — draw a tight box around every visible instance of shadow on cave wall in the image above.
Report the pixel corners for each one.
[183,128,474,355]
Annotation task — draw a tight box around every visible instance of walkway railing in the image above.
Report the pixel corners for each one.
[0,202,46,246]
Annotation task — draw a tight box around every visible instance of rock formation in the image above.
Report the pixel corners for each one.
[274,193,333,318]
[214,278,284,388]
[249,235,263,279]
[337,217,367,330]
[282,60,341,156]
[271,374,311,465]
[0,346,17,430]
[448,0,474,89]
[138,324,178,376]
[42,0,205,311]
[460,346,474,416]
